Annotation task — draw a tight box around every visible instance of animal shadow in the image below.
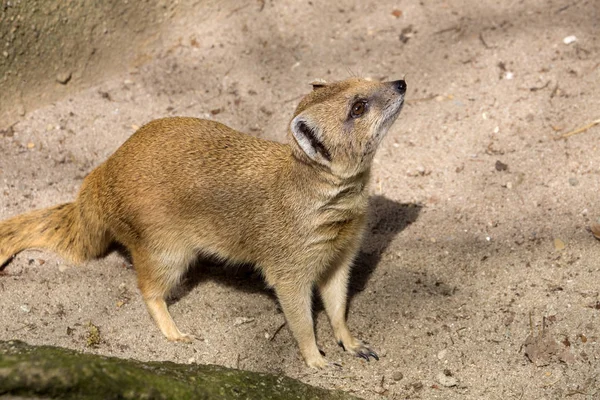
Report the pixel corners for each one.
[348,196,422,299]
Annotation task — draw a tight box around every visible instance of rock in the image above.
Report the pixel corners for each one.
[437,371,458,387]
[568,177,579,186]
[591,223,600,240]
[495,160,508,171]
[0,340,358,399]
[56,72,72,84]
[437,349,447,360]
[392,371,404,381]
[16,103,26,116]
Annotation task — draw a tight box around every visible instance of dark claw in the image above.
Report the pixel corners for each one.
[355,347,379,362]
[337,340,346,351]
[369,350,380,361]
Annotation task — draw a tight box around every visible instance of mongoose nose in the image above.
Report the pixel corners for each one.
[392,80,407,94]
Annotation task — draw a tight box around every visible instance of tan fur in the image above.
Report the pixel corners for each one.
[0,77,406,368]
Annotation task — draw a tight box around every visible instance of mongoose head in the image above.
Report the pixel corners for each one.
[288,77,406,178]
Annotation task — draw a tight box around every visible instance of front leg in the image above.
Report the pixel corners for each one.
[273,280,327,369]
[318,249,379,362]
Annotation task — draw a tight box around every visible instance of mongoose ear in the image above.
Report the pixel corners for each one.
[290,115,331,164]
[310,80,328,90]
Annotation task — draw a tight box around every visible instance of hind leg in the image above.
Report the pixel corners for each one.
[131,247,196,342]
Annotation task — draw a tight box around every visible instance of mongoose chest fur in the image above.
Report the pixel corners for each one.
[0,77,406,368]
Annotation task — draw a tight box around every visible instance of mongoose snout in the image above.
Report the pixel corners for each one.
[392,79,407,94]
[0,77,406,369]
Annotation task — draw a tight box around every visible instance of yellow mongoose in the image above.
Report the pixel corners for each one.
[0,77,406,368]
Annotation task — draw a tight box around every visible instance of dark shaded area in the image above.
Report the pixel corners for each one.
[349,196,422,297]
[0,340,360,400]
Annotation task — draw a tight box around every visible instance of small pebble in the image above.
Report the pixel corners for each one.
[56,71,72,84]
[568,177,579,186]
[58,264,68,273]
[495,160,508,171]
[590,223,600,240]
[392,371,404,381]
[20,305,31,313]
[437,349,447,360]
[563,35,577,45]
[233,317,255,326]
[437,371,458,387]
[391,9,403,18]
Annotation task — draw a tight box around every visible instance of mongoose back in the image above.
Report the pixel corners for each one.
[0,77,406,368]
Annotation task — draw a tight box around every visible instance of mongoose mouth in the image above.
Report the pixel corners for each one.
[382,79,407,124]
[380,95,405,130]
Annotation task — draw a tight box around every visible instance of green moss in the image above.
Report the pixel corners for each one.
[0,340,360,400]
[85,322,102,348]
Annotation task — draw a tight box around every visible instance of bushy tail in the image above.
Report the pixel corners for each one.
[0,202,111,269]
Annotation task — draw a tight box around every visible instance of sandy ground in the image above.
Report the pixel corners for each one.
[1,1,600,399]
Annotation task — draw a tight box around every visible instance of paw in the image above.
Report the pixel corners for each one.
[167,332,197,343]
[338,339,379,362]
[305,354,329,369]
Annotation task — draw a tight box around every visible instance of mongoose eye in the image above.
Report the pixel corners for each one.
[350,100,367,118]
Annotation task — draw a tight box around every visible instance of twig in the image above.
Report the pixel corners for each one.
[226,4,250,18]
[479,32,491,49]
[529,80,551,92]
[435,26,460,35]
[565,389,588,396]
[269,322,286,341]
[555,118,600,140]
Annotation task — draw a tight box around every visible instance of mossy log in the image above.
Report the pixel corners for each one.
[0,340,360,400]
